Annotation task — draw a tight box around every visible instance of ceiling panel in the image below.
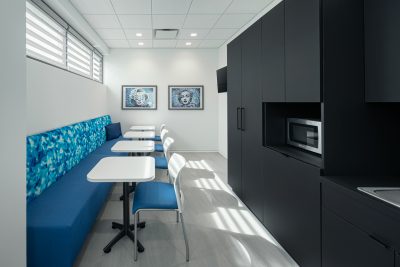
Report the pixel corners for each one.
[189,0,232,14]
[206,28,237,39]
[176,40,201,48]
[226,0,274,14]
[111,0,151,14]
[128,39,153,48]
[125,29,153,39]
[69,0,278,49]
[199,39,226,48]
[96,28,126,39]
[105,39,130,48]
[84,14,121,28]
[215,14,255,28]
[178,29,210,39]
[153,40,178,48]
[118,15,152,28]
[183,15,220,28]
[152,0,192,15]
[152,15,186,29]
[71,0,114,15]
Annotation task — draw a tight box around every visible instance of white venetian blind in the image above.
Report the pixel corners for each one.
[92,52,103,82]
[26,1,66,67]
[67,33,92,77]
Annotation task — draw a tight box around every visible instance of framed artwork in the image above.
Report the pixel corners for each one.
[121,85,157,110]
[168,85,204,110]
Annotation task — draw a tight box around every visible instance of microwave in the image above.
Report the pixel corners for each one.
[287,118,322,154]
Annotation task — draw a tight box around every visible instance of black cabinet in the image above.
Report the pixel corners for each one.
[396,253,400,267]
[241,21,264,221]
[261,2,285,102]
[365,0,400,102]
[227,37,242,197]
[262,148,320,267]
[322,208,394,267]
[285,0,320,102]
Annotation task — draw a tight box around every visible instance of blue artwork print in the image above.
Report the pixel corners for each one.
[123,86,157,109]
[169,86,203,110]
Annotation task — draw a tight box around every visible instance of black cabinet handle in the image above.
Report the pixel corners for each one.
[237,107,241,130]
[241,107,245,131]
[369,234,390,249]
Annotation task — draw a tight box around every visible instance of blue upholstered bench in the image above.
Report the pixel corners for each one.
[26,116,124,267]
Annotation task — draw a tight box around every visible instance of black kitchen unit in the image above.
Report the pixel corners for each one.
[227,0,400,266]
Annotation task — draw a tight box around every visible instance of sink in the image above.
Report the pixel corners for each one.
[358,187,400,209]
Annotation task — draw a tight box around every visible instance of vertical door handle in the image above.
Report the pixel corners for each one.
[236,107,241,130]
[241,107,245,131]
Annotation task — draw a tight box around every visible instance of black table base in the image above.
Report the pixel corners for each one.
[103,182,145,253]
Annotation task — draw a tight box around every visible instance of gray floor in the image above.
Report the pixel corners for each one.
[75,152,298,267]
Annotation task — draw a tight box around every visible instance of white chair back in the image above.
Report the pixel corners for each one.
[163,137,174,160]
[168,153,186,212]
[160,124,166,132]
[160,128,169,143]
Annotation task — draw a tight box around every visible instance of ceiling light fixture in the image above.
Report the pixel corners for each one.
[186,42,192,46]
[190,33,197,37]
[138,42,144,46]
[136,33,143,37]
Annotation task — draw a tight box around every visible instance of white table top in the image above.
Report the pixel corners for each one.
[130,125,156,131]
[123,131,155,139]
[87,157,155,183]
[111,140,155,153]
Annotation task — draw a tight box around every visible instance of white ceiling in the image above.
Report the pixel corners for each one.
[70,0,275,49]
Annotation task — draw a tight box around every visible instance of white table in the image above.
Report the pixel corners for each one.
[130,125,156,131]
[87,157,155,253]
[111,140,155,153]
[123,131,155,140]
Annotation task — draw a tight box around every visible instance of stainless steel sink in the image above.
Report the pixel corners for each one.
[357,187,400,209]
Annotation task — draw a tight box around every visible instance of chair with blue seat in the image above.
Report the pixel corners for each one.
[132,153,189,262]
[152,123,166,142]
[154,128,168,153]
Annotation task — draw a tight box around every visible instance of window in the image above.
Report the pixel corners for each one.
[25,0,103,82]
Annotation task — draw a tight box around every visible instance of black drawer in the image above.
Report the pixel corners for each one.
[322,182,400,250]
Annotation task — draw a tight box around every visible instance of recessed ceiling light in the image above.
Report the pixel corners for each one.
[190,33,197,37]
[138,42,144,46]
[186,42,192,46]
[136,33,143,37]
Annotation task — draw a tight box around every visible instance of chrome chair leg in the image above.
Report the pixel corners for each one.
[134,212,138,261]
[180,213,189,262]
[176,211,179,223]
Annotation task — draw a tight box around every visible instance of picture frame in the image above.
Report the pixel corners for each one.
[121,85,157,110]
[168,85,204,110]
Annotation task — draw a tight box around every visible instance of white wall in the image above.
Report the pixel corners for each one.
[104,49,219,152]
[217,0,282,158]
[27,58,108,135]
[0,0,26,266]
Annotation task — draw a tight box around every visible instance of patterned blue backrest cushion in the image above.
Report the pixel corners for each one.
[26,115,111,202]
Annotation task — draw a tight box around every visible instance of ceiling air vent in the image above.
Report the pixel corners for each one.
[154,29,179,39]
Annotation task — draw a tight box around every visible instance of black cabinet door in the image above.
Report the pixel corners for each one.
[365,0,400,102]
[396,253,400,267]
[322,208,394,267]
[227,38,242,197]
[261,2,285,102]
[241,21,264,221]
[285,0,320,102]
[263,148,321,267]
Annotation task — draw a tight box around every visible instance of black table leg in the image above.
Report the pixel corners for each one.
[104,182,145,253]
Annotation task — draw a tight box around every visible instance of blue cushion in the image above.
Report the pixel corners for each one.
[105,122,122,141]
[27,153,113,267]
[93,136,126,156]
[26,115,111,202]
[132,182,178,213]
[154,143,164,152]
[152,135,161,142]
[155,156,168,169]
